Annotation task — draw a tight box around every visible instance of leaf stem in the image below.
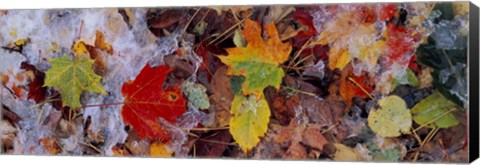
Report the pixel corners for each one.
[71,102,125,111]
[281,85,317,97]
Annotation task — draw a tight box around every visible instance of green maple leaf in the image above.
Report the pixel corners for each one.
[218,19,292,97]
[44,56,107,108]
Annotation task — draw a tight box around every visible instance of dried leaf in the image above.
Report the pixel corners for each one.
[94,30,113,54]
[333,143,361,161]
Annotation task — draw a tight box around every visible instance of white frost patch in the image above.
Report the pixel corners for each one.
[1,8,182,155]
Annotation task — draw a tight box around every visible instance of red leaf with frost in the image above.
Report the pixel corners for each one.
[121,64,186,141]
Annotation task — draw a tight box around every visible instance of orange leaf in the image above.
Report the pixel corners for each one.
[339,64,374,108]
[149,141,173,157]
[94,30,113,54]
[121,64,186,141]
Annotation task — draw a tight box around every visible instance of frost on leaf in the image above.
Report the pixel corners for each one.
[368,95,412,137]
[218,19,292,97]
[181,81,210,110]
[44,56,107,108]
[121,64,186,141]
[229,95,270,153]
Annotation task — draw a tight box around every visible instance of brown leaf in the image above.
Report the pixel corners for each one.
[20,62,48,103]
[194,130,232,157]
[301,94,345,127]
[283,142,307,159]
[209,66,234,127]
[265,87,299,125]
[148,9,184,29]
[301,125,328,150]
[1,105,21,125]
[124,128,150,156]
[41,110,62,129]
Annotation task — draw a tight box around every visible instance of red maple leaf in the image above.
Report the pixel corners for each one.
[121,64,186,141]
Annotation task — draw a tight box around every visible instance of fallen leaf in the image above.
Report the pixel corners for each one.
[229,95,270,153]
[209,67,234,127]
[194,130,232,157]
[182,81,210,110]
[316,10,381,70]
[20,62,48,104]
[210,6,252,16]
[340,64,374,108]
[333,143,361,161]
[411,92,459,128]
[368,95,412,137]
[94,30,113,54]
[44,56,107,108]
[301,125,329,150]
[121,64,186,141]
[218,19,292,97]
[150,141,174,157]
[284,142,307,159]
[39,137,60,154]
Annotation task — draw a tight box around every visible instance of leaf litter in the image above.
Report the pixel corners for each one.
[0,2,470,162]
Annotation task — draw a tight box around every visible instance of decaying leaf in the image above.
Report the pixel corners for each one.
[94,30,113,54]
[411,92,459,128]
[182,81,210,110]
[44,56,107,108]
[229,95,270,153]
[218,19,292,97]
[210,66,234,127]
[121,64,186,141]
[368,95,412,137]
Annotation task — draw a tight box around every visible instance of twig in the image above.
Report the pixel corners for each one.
[287,37,314,71]
[80,141,102,154]
[182,7,202,36]
[207,12,252,46]
[78,20,84,40]
[36,105,47,124]
[348,77,374,100]
[438,139,450,162]
[183,127,229,131]
[321,122,340,134]
[197,139,237,146]
[281,85,317,97]
[413,127,439,161]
